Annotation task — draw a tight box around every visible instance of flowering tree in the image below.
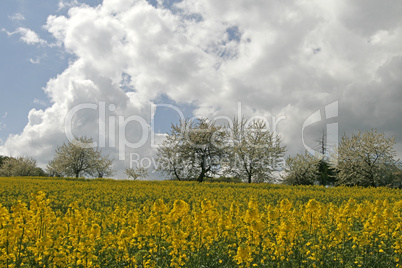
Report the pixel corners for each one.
[125,166,148,180]
[335,129,400,187]
[0,156,45,177]
[281,152,321,185]
[47,136,113,178]
[156,118,227,182]
[226,118,286,183]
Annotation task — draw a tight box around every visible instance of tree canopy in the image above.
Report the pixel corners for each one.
[335,129,400,187]
[156,117,286,183]
[125,166,148,180]
[282,152,321,185]
[157,118,227,182]
[47,136,113,178]
[226,118,286,183]
[0,156,46,177]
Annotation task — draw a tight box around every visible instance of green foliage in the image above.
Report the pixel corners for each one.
[282,153,337,186]
[391,169,402,188]
[317,159,337,186]
[0,155,10,167]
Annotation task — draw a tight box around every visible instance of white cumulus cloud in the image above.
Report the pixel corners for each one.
[1,0,402,177]
[4,27,47,46]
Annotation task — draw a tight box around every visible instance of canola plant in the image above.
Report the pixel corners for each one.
[0,177,401,267]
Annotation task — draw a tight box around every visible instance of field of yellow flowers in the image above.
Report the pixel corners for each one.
[0,177,401,267]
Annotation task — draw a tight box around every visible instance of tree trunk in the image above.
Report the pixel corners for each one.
[173,166,181,181]
[247,165,253,183]
[197,170,205,182]
[197,155,207,182]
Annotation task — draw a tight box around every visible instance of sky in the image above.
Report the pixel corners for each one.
[0,0,401,179]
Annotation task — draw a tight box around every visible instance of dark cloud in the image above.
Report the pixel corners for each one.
[1,0,402,177]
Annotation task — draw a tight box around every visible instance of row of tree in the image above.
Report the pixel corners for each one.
[0,117,400,187]
[283,130,401,187]
[0,137,113,179]
[156,118,285,183]
[156,118,401,187]
[0,156,46,177]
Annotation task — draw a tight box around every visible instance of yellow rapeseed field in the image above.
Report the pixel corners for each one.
[0,177,401,267]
